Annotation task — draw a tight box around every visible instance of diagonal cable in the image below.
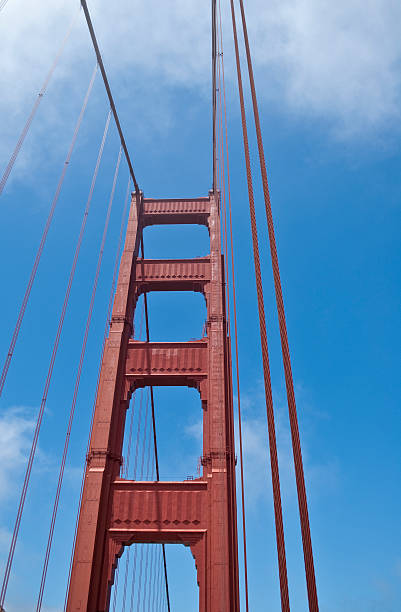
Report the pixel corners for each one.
[0,107,110,609]
[0,64,98,398]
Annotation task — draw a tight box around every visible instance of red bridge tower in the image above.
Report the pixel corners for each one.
[66,190,240,611]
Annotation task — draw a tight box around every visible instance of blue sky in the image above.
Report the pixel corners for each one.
[0,0,400,610]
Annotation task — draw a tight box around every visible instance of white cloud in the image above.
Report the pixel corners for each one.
[0,406,36,503]
[258,0,401,136]
[1,0,401,185]
[0,525,12,550]
[0,404,61,507]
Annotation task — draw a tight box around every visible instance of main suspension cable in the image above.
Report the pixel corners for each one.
[237,1,319,609]
[229,0,291,610]
[0,108,110,609]
[80,0,139,192]
[0,64,97,398]
[0,7,80,197]
[35,145,122,612]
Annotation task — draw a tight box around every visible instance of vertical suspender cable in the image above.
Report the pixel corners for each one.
[237,1,319,609]
[121,305,145,612]
[155,546,162,612]
[0,64,98,398]
[128,389,146,611]
[125,304,145,478]
[35,145,122,612]
[141,440,154,611]
[217,52,239,612]
[121,548,131,612]
[127,390,145,612]
[135,391,151,612]
[129,545,138,612]
[111,567,120,612]
[216,2,250,608]
[161,546,167,612]
[151,545,160,612]
[0,107,110,609]
[63,177,131,611]
[216,24,241,612]
[133,391,145,480]
[129,544,138,611]
[0,7,80,196]
[147,544,154,612]
[228,1,291,610]
[146,469,156,612]
[136,545,145,612]
[148,539,157,612]
[140,235,171,612]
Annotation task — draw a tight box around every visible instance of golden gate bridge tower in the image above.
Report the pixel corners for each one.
[66,192,240,611]
[0,1,320,611]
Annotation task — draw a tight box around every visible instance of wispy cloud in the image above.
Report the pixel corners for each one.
[1,0,401,185]
[181,379,338,510]
[0,406,36,503]
[253,0,401,136]
[0,405,62,510]
[0,525,12,551]
[234,382,339,510]
[185,420,203,442]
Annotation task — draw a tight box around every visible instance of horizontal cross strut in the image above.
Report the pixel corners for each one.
[142,197,210,227]
[110,479,208,541]
[125,340,208,391]
[134,258,211,296]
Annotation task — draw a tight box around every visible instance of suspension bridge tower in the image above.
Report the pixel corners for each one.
[66,191,240,611]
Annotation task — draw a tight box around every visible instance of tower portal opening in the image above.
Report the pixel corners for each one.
[109,542,199,611]
[143,223,210,259]
[134,292,207,342]
[122,386,203,483]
